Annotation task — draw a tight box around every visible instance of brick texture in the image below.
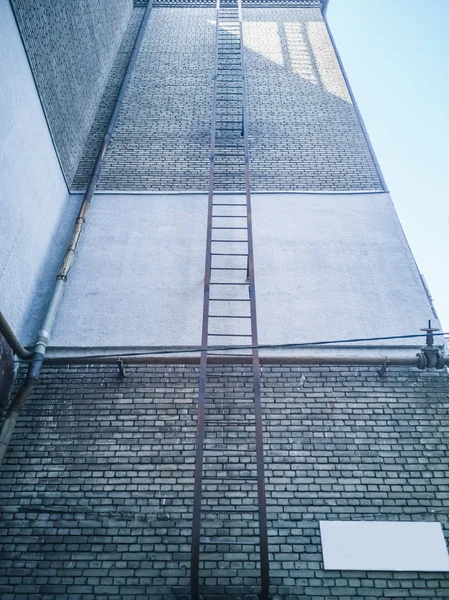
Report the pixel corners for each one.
[1,364,448,599]
[10,0,134,185]
[71,9,145,190]
[92,6,215,192]
[71,6,382,192]
[244,7,382,191]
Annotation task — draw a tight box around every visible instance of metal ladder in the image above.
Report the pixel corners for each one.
[191,0,270,598]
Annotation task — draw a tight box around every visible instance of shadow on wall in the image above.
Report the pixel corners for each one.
[241,9,382,191]
[71,7,383,192]
[9,0,135,185]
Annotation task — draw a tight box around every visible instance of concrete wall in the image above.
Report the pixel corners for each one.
[253,193,436,350]
[47,192,435,351]
[51,194,207,349]
[10,0,134,185]
[1,364,448,598]
[0,0,70,343]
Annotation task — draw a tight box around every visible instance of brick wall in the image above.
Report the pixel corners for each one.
[244,7,382,191]
[10,0,134,185]
[94,6,215,192]
[72,5,382,192]
[1,364,448,598]
[71,9,145,190]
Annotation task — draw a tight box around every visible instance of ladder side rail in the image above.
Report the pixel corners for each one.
[237,1,270,597]
[190,0,221,598]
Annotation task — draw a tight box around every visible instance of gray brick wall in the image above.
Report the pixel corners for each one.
[71,9,145,190]
[10,0,134,185]
[244,7,382,191]
[1,364,448,598]
[71,5,382,192]
[92,6,216,192]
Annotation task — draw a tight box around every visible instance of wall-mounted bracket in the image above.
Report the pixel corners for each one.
[118,359,127,378]
[378,358,389,377]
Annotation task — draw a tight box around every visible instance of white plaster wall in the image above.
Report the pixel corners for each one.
[0,0,69,343]
[253,192,437,349]
[51,195,207,348]
[50,192,436,352]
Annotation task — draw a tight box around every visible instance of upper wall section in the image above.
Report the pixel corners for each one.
[72,5,382,192]
[9,0,134,185]
[75,6,215,192]
[244,7,382,191]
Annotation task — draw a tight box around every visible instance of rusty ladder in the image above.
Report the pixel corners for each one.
[190,0,270,598]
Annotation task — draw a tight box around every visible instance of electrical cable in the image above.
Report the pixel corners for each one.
[38,331,449,361]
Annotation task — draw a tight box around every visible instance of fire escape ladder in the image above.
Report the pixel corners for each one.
[191,0,270,598]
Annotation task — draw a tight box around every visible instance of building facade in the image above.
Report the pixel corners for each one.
[0,0,448,598]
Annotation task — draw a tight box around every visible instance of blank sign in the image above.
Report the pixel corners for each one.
[320,521,449,572]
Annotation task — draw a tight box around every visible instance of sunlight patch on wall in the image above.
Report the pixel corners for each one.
[242,21,284,67]
[284,21,317,84]
[307,20,351,102]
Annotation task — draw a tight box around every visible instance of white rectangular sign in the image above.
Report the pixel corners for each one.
[320,521,449,572]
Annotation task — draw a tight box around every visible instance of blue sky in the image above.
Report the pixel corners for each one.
[327,0,449,333]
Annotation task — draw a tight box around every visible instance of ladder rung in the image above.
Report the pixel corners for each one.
[205,397,254,401]
[202,476,257,480]
[203,450,254,454]
[209,297,249,301]
[211,227,247,230]
[203,507,258,513]
[209,316,250,320]
[201,540,257,546]
[209,279,248,284]
[205,403,254,408]
[208,333,251,337]
[205,423,254,427]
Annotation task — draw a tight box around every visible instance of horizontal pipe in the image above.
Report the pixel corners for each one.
[0,312,32,360]
[42,352,449,367]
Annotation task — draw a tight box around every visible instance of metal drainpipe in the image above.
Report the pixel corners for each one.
[0,1,153,465]
[0,312,32,360]
[42,352,449,367]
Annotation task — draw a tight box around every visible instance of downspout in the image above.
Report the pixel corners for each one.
[0,312,32,360]
[0,0,153,464]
